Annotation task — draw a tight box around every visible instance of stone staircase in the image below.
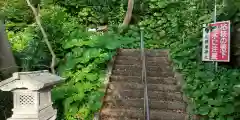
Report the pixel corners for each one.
[100,49,187,120]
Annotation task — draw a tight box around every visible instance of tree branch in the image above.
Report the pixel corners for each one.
[26,0,56,74]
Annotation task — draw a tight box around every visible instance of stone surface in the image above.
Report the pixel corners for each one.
[0,70,63,91]
[0,70,63,120]
[100,49,187,120]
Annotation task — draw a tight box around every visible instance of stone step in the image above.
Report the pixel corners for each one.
[100,49,187,120]
[110,76,176,85]
[106,90,183,102]
[118,49,169,57]
[101,107,186,120]
[100,115,137,120]
[103,98,185,111]
[108,81,179,92]
[113,65,172,73]
[116,55,169,62]
[115,59,170,66]
[112,69,174,77]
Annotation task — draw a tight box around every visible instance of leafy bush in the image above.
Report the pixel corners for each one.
[7,3,135,119]
[5,0,240,119]
[7,5,81,71]
[1,0,34,31]
[52,30,134,119]
[139,0,240,119]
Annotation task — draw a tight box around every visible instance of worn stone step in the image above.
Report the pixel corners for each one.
[118,49,169,57]
[114,59,141,66]
[103,98,185,111]
[106,90,183,102]
[113,65,172,73]
[100,115,138,120]
[115,59,170,66]
[108,81,179,92]
[101,107,186,120]
[116,55,169,62]
[110,76,176,85]
[112,69,174,77]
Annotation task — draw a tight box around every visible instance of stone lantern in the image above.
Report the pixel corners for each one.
[0,70,63,120]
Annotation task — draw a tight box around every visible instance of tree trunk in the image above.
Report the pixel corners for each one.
[0,21,17,78]
[122,0,134,26]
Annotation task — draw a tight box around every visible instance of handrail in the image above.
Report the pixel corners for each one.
[140,27,150,120]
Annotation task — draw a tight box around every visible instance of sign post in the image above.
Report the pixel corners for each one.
[202,0,230,71]
[202,21,231,63]
[214,0,217,71]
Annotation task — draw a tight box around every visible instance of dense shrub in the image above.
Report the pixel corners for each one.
[139,0,240,119]
[6,3,136,119]
[1,0,34,31]
[4,0,240,119]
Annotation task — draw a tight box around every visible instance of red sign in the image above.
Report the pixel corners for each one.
[202,21,230,62]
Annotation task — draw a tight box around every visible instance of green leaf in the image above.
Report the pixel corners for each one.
[86,73,99,81]
[208,99,222,106]
[198,106,210,115]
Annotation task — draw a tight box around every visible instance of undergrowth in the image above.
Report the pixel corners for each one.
[140,0,240,119]
[53,31,134,119]
[3,0,240,120]
[5,3,136,119]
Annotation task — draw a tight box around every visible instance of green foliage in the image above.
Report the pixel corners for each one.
[7,3,135,119]
[53,0,125,26]
[52,29,134,119]
[7,25,51,71]
[5,0,240,119]
[1,0,33,31]
[7,5,81,71]
[170,38,240,119]
[138,0,240,119]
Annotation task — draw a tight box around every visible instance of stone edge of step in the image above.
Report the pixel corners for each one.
[93,56,116,120]
[112,69,175,77]
[118,49,169,53]
[110,75,176,85]
[102,97,186,111]
[107,81,180,92]
[113,64,173,73]
[117,49,170,57]
[100,107,187,120]
[107,89,184,102]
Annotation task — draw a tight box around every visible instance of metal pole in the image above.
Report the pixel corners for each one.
[214,0,217,23]
[214,0,218,71]
[140,28,145,119]
[140,27,150,120]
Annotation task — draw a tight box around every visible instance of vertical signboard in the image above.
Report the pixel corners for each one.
[202,21,230,62]
[202,24,210,61]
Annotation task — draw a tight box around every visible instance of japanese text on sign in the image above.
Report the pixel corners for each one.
[202,21,230,62]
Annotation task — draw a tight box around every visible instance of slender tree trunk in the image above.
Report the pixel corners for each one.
[0,21,17,78]
[26,0,56,74]
[122,0,134,26]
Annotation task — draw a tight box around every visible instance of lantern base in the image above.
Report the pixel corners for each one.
[7,108,57,120]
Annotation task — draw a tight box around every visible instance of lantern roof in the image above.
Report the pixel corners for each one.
[0,70,63,91]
